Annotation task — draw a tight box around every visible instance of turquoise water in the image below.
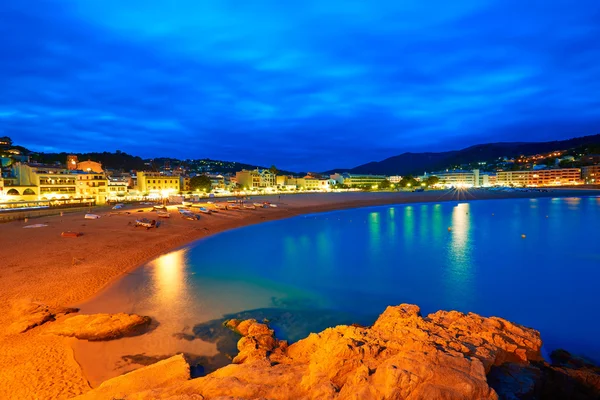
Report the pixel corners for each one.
[80,196,600,368]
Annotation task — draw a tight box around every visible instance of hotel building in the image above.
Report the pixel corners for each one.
[236,169,276,189]
[11,163,76,199]
[136,171,181,195]
[582,165,600,184]
[427,169,481,187]
[76,173,108,205]
[497,168,582,186]
[107,178,129,199]
[286,177,334,190]
[330,173,387,187]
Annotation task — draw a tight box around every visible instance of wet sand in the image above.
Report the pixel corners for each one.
[0,188,598,399]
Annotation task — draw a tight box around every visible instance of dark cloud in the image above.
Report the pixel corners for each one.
[0,0,599,171]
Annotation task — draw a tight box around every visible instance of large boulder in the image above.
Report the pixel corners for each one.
[46,313,151,340]
[7,300,78,334]
[73,354,190,399]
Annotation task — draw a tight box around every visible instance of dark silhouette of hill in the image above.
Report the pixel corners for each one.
[332,134,600,175]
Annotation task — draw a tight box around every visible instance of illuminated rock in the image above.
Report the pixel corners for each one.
[72,354,189,400]
[77,304,549,399]
[46,313,151,340]
[7,301,78,334]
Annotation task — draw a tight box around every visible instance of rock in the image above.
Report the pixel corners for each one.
[72,304,599,400]
[224,318,286,365]
[46,313,151,340]
[73,354,190,399]
[7,300,78,334]
[487,363,542,399]
[536,349,600,399]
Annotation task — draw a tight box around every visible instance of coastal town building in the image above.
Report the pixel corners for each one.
[76,173,108,205]
[497,168,583,186]
[427,169,481,187]
[0,136,12,147]
[496,171,530,187]
[107,178,129,200]
[330,173,387,187]
[388,175,403,183]
[582,165,600,184]
[180,176,191,192]
[136,171,181,195]
[11,162,76,199]
[286,177,333,190]
[67,155,78,170]
[236,169,276,189]
[77,160,104,173]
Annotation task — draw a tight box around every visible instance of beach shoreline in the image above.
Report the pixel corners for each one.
[1,188,599,399]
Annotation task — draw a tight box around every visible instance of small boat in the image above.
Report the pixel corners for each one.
[157,211,170,218]
[227,200,237,203]
[61,231,82,238]
[228,204,241,209]
[85,213,100,219]
[253,202,266,208]
[269,204,278,208]
[198,207,211,214]
[182,201,193,207]
[215,203,227,210]
[112,204,124,210]
[152,205,167,212]
[135,218,156,229]
[23,224,48,229]
[243,204,256,210]
[179,209,199,220]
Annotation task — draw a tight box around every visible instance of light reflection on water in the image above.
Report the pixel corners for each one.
[76,196,600,383]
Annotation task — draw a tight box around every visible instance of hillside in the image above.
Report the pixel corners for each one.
[340,134,600,175]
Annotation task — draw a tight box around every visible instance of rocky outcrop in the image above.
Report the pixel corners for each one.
[72,354,190,400]
[77,304,551,399]
[7,301,78,334]
[46,313,151,340]
[488,349,600,400]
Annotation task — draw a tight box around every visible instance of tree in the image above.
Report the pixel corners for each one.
[425,176,440,187]
[379,179,391,189]
[269,165,278,176]
[189,175,212,192]
[399,175,418,188]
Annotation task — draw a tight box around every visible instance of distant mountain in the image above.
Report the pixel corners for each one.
[333,134,600,176]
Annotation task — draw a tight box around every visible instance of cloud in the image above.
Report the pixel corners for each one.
[0,0,599,171]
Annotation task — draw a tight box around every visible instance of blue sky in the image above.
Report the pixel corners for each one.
[1,0,599,171]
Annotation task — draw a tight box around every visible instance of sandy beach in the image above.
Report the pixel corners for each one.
[0,188,598,399]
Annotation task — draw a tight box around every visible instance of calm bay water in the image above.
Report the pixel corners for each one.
[77,196,600,383]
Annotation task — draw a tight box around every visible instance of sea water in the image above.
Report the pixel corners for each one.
[77,196,600,383]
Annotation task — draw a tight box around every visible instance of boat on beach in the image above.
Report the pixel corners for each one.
[157,211,170,218]
[135,218,156,229]
[198,207,212,214]
[84,213,100,219]
[178,209,200,220]
[243,204,256,210]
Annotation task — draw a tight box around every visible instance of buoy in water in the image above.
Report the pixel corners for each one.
[448,227,452,231]
[521,234,526,239]
[546,215,549,218]
[492,213,495,216]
